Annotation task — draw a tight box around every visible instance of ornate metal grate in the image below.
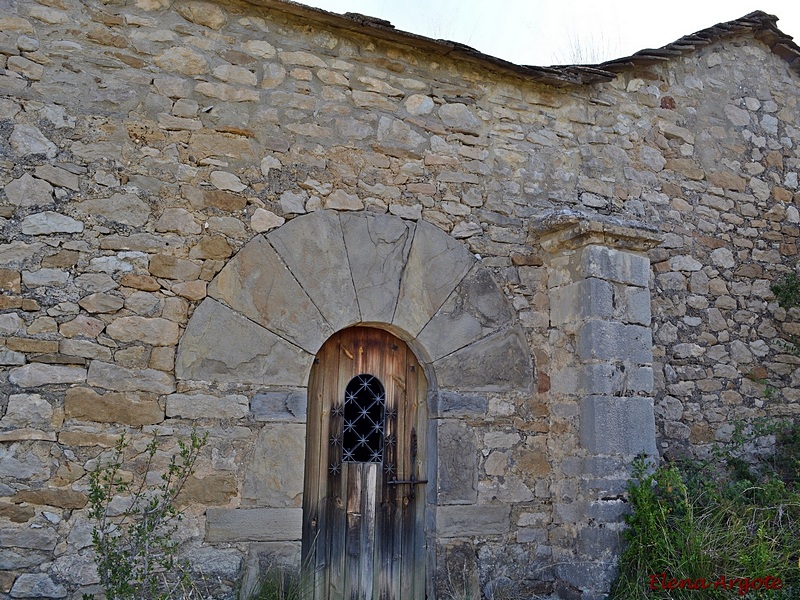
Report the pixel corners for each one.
[340,374,386,463]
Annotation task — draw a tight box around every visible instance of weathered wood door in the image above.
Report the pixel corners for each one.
[303,327,427,600]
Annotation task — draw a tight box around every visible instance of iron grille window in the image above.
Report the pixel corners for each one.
[341,374,386,463]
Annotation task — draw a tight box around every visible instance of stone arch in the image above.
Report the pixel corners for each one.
[176,210,532,392]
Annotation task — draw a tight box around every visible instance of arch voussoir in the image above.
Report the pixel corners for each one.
[208,234,332,353]
[177,210,533,394]
[432,325,532,393]
[392,219,475,338]
[266,210,359,331]
[341,211,415,323]
[176,298,313,386]
[416,264,515,362]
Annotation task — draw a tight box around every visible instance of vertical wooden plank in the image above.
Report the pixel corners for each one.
[329,329,356,600]
[408,349,428,600]
[344,463,364,600]
[325,337,345,600]
[354,327,384,600]
[359,464,377,598]
[387,336,406,600]
[304,334,338,600]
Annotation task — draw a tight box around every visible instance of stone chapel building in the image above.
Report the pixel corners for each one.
[1,1,800,598]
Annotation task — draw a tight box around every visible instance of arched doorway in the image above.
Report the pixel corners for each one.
[302,327,428,600]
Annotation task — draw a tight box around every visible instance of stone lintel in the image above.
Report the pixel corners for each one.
[206,507,302,542]
[532,209,663,253]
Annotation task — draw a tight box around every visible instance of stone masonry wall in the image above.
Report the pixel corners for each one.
[1,0,799,598]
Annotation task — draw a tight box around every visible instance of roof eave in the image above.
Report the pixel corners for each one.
[241,2,800,84]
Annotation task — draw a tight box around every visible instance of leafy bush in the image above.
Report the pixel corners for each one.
[84,429,208,600]
[611,422,800,599]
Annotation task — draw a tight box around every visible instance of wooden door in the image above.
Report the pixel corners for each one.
[303,327,427,600]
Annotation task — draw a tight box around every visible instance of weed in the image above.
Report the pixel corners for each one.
[84,429,208,600]
[241,566,306,600]
[611,422,800,599]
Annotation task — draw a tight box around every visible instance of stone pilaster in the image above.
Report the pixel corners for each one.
[533,210,662,600]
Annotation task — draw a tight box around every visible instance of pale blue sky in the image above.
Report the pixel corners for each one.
[300,0,800,66]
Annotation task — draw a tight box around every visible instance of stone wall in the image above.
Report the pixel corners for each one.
[1,1,799,598]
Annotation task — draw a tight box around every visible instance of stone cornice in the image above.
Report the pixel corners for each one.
[531,209,663,253]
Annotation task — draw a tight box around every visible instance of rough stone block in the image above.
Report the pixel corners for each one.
[49,553,100,586]
[20,211,84,235]
[75,193,150,227]
[434,541,479,600]
[576,364,654,396]
[267,210,359,330]
[0,549,48,571]
[12,489,87,510]
[146,254,200,281]
[22,268,69,288]
[430,391,487,417]
[587,499,628,522]
[0,394,53,429]
[33,165,80,191]
[0,349,25,366]
[206,508,302,542]
[555,561,617,597]
[176,299,313,386]
[550,278,613,325]
[185,546,243,578]
[576,321,653,364]
[436,505,510,537]
[251,390,307,422]
[8,364,87,388]
[628,366,654,394]
[433,420,477,504]
[166,393,248,419]
[581,396,657,456]
[434,327,533,392]
[9,573,66,599]
[580,245,650,288]
[578,526,622,558]
[178,474,238,507]
[242,424,305,507]
[87,361,175,394]
[618,285,651,326]
[478,476,534,503]
[0,527,58,550]
[240,542,301,596]
[106,316,180,346]
[4,173,53,207]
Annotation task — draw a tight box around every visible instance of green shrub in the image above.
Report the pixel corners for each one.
[84,429,208,600]
[611,421,800,599]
